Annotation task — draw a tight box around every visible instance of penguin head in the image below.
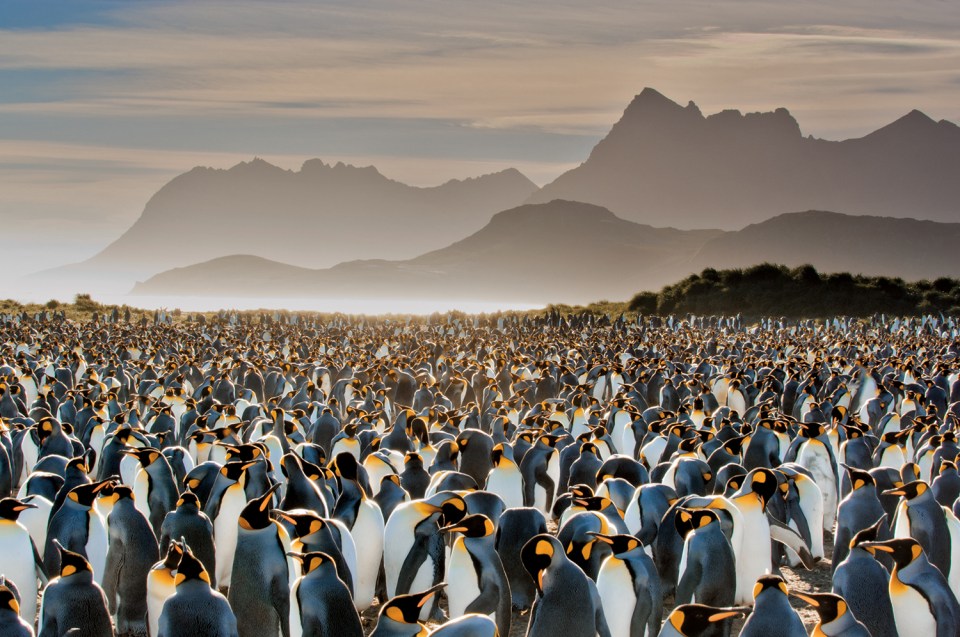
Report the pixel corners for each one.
[665,604,749,637]
[882,479,929,501]
[176,491,201,509]
[174,545,211,587]
[161,540,185,569]
[740,468,777,510]
[274,510,326,539]
[521,534,562,594]
[331,451,361,483]
[898,464,922,485]
[842,465,875,491]
[571,495,614,514]
[674,508,720,539]
[54,540,93,578]
[860,538,924,569]
[790,591,851,625]
[587,532,642,557]
[0,497,36,521]
[0,583,18,616]
[123,446,162,467]
[752,574,789,601]
[68,479,114,507]
[378,583,445,627]
[219,459,256,484]
[65,455,89,475]
[287,551,336,576]
[238,483,280,531]
[440,513,494,538]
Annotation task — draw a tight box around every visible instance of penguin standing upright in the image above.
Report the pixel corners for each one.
[520,435,561,514]
[0,497,46,628]
[862,537,960,637]
[45,480,112,585]
[147,541,184,637]
[521,534,612,637]
[674,508,736,634]
[125,446,179,535]
[591,531,663,637]
[206,460,255,588]
[383,491,465,620]
[159,491,217,586]
[157,545,238,637]
[888,480,954,579]
[832,518,898,637]
[102,484,160,636]
[38,542,113,637]
[738,575,806,637]
[227,484,290,637]
[440,513,511,636]
[287,551,363,637]
[495,506,547,611]
[330,452,384,611]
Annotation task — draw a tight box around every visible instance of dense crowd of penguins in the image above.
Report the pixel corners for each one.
[0,309,959,637]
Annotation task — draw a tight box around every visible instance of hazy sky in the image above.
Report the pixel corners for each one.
[3,0,960,279]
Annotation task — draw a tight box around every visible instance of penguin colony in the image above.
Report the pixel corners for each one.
[0,309,958,637]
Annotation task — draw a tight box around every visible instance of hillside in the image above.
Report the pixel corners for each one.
[629,264,960,317]
[133,200,725,304]
[32,159,538,294]
[528,88,960,228]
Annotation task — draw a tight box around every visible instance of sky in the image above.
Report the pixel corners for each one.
[2,0,960,281]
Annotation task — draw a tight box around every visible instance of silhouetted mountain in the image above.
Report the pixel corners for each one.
[690,210,960,280]
[528,88,960,228]
[133,200,724,304]
[34,159,538,293]
[134,205,960,305]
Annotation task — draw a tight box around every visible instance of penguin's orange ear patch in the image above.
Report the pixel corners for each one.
[535,539,554,557]
[386,606,405,622]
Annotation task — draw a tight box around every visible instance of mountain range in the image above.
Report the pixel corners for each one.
[29,87,960,304]
[133,202,960,304]
[529,88,960,228]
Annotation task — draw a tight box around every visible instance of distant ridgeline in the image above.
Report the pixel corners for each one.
[628,264,960,318]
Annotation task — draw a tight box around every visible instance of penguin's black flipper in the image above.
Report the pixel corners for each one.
[32,537,48,585]
[395,531,431,595]
[767,514,817,569]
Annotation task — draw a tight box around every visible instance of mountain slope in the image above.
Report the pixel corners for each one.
[528,88,960,228]
[689,210,960,280]
[134,205,960,305]
[34,159,538,294]
[133,200,725,304]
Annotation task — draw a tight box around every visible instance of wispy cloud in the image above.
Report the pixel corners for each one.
[1,0,959,280]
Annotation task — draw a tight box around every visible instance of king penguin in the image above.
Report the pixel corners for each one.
[831,518,898,637]
[0,497,46,628]
[674,508,736,633]
[38,541,113,637]
[521,533,612,637]
[440,513,511,636]
[861,537,960,637]
[147,540,184,637]
[656,604,747,637]
[44,480,112,586]
[102,484,160,636]
[159,491,217,587]
[157,545,238,637]
[369,584,445,637]
[227,484,290,637]
[737,575,806,637]
[287,551,363,637]
[590,531,663,637]
[790,591,871,637]
[383,491,465,620]
[0,581,32,637]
